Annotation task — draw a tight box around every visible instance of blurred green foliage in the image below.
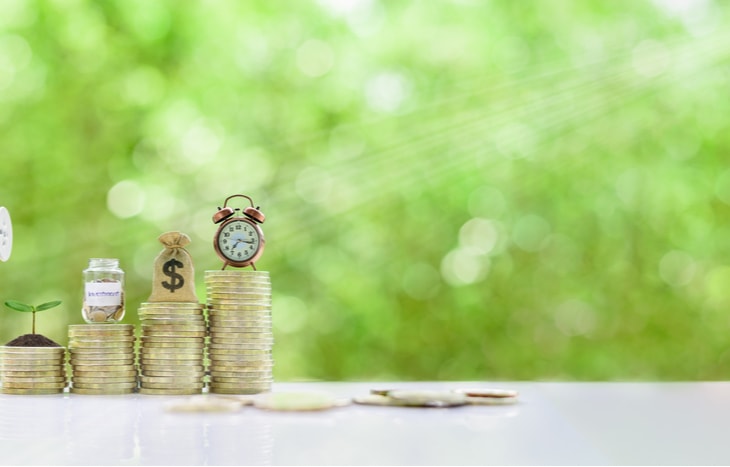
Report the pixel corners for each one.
[1,0,730,381]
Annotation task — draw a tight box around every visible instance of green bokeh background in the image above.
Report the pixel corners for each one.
[1,0,729,381]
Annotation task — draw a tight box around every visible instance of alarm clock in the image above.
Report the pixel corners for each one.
[0,206,12,262]
[212,194,266,270]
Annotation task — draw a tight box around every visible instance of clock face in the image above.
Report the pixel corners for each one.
[216,219,261,263]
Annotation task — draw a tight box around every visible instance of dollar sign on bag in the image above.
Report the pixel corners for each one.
[162,258,184,292]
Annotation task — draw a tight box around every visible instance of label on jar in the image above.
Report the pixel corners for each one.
[84,281,123,306]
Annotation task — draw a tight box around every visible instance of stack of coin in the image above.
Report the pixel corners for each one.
[67,324,137,395]
[0,346,67,395]
[138,302,206,395]
[205,270,273,395]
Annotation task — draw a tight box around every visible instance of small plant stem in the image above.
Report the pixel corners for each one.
[32,311,36,334]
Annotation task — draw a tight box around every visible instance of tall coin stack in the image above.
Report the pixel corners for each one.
[0,346,67,395]
[206,270,273,394]
[68,324,137,395]
[138,302,207,395]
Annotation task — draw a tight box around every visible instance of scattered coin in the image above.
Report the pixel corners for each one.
[252,392,348,411]
[361,390,468,408]
[164,396,244,413]
[360,388,519,407]
[453,388,519,405]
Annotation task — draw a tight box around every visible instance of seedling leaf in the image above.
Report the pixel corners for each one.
[4,300,34,312]
[36,301,62,311]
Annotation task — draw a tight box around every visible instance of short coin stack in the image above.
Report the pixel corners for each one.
[68,324,137,395]
[206,270,273,395]
[138,302,206,395]
[0,346,67,395]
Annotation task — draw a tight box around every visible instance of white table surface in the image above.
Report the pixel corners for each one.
[0,381,729,465]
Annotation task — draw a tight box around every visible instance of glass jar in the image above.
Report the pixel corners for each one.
[82,258,125,323]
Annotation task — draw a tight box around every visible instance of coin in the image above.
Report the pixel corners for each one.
[139,302,204,308]
[208,380,272,389]
[204,270,270,276]
[142,323,207,331]
[140,364,205,372]
[208,387,269,395]
[206,299,272,305]
[68,340,135,348]
[1,362,64,372]
[205,290,270,296]
[141,344,205,352]
[353,394,405,406]
[1,387,64,395]
[142,354,204,362]
[207,301,271,307]
[139,350,203,359]
[72,376,137,384]
[72,382,137,390]
[205,279,270,285]
[2,381,67,389]
[69,324,135,331]
[139,319,206,327]
[0,347,65,354]
[141,336,205,346]
[0,357,65,369]
[253,392,347,411]
[140,383,204,390]
[140,375,204,385]
[141,370,205,378]
[69,357,134,370]
[139,387,202,395]
[2,370,65,377]
[209,383,271,391]
[141,331,207,338]
[68,328,134,336]
[209,370,271,379]
[207,307,272,313]
[210,376,273,384]
[387,390,469,407]
[207,353,272,363]
[139,305,204,311]
[70,387,136,395]
[208,344,271,353]
[207,290,272,298]
[2,376,67,383]
[208,324,270,331]
[139,350,203,362]
[453,388,519,399]
[208,312,272,319]
[164,397,243,413]
[208,318,271,325]
[208,363,273,372]
[206,338,273,348]
[68,351,133,360]
[73,369,138,378]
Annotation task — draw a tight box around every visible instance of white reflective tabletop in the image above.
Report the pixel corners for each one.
[1,381,729,465]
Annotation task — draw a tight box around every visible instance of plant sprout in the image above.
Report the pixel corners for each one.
[4,300,62,335]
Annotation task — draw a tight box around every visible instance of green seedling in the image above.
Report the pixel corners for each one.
[4,300,62,335]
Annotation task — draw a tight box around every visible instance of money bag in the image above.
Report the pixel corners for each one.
[148,231,199,303]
